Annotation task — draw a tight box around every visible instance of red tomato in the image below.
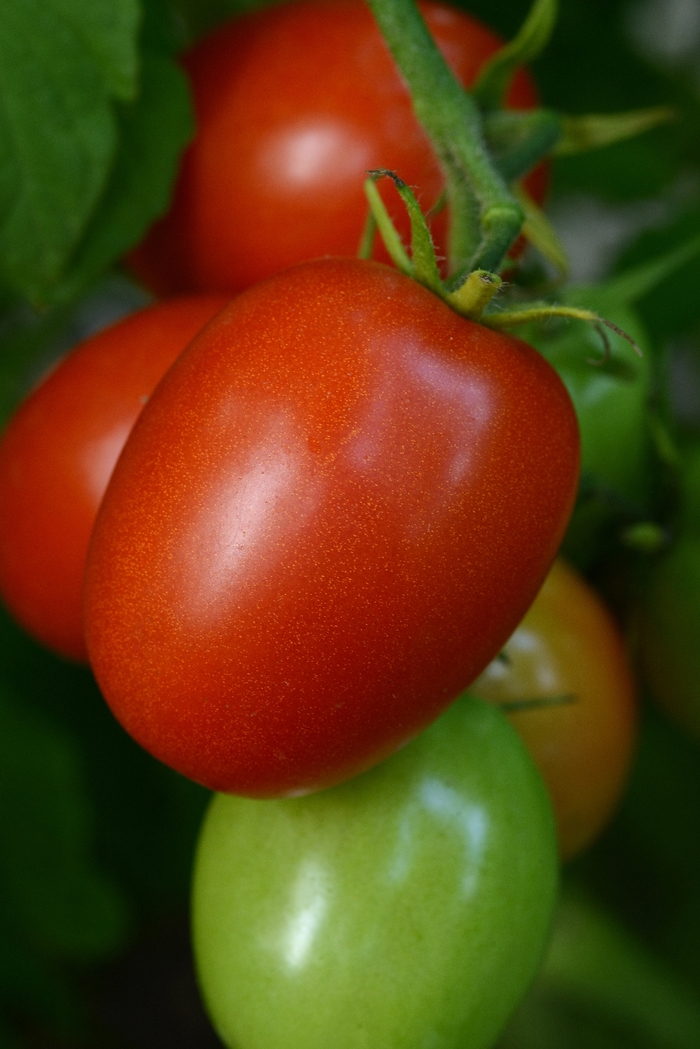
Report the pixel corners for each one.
[471,558,637,861]
[0,295,228,662]
[84,258,579,797]
[128,0,545,296]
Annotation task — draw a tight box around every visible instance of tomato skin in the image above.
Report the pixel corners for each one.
[192,696,558,1049]
[129,0,544,296]
[472,559,637,861]
[0,295,228,661]
[84,258,579,797]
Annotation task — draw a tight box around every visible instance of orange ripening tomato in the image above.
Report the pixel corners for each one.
[128,0,546,296]
[0,295,228,661]
[472,559,637,861]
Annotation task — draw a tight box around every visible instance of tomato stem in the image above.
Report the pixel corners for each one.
[365,0,524,277]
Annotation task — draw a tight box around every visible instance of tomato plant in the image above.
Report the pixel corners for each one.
[192,694,558,1049]
[84,257,579,797]
[128,0,545,296]
[472,558,637,861]
[0,295,227,662]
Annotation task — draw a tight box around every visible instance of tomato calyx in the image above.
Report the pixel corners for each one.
[368,0,672,280]
[363,169,643,359]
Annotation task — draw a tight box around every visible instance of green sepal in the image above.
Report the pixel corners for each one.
[555,107,674,155]
[446,270,502,317]
[357,209,378,261]
[363,176,412,277]
[484,302,642,359]
[472,0,559,111]
[365,171,443,294]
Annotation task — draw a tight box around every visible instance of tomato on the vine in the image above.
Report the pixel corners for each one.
[128,0,545,296]
[192,695,558,1049]
[472,558,637,861]
[0,295,227,661]
[84,257,579,797]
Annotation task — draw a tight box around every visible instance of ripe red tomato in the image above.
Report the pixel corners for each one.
[471,558,637,861]
[84,258,579,797]
[128,0,545,296]
[0,295,227,661]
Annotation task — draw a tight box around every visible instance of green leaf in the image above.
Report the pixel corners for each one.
[0,0,140,299]
[46,0,141,101]
[53,48,194,304]
[472,0,559,110]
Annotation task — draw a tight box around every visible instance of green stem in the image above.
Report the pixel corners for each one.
[365,0,523,278]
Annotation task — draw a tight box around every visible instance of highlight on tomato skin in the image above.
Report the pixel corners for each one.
[471,558,637,862]
[128,0,546,297]
[84,256,580,799]
[0,294,228,662]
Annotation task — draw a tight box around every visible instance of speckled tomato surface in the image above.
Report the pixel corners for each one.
[0,295,227,661]
[84,258,579,796]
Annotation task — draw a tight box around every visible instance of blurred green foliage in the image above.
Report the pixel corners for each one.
[1,0,700,1045]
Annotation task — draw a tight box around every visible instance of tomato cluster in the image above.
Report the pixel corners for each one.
[128,0,546,296]
[0,1,658,1047]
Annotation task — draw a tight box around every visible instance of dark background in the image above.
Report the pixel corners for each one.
[1,0,700,1046]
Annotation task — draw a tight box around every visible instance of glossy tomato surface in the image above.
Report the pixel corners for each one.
[129,0,545,296]
[84,258,580,796]
[472,558,637,861]
[193,696,558,1049]
[0,295,227,661]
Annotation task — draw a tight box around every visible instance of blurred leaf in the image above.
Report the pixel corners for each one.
[0,676,130,1043]
[48,0,141,101]
[0,0,140,299]
[614,206,700,339]
[0,683,129,960]
[53,47,194,304]
[0,609,210,919]
[500,888,700,1049]
[579,703,700,996]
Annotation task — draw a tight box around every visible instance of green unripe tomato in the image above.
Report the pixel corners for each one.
[528,292,652,569]
[192,695,558,1049]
